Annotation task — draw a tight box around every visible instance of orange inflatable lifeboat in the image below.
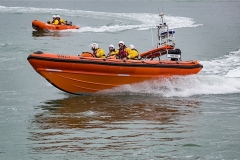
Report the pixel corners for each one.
[27,13,203,95]
[27,51,203,95]
[32,20,80,31]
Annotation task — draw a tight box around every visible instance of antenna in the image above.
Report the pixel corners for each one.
[150,26,154,49]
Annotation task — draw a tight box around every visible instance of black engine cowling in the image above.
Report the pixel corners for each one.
[167,49,181,61]
[168,48,181,55]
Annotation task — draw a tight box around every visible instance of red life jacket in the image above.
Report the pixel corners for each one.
[93,49,98,57]
[118,46,127,59]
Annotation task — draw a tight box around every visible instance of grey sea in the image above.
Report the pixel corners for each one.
[1,0,240,159]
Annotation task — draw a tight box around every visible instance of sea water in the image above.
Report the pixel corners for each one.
[0,0,240,159]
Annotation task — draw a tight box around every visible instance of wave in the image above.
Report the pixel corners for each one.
[75,12,201,33]
[0,5,202,32]
[98,48,240,97]
[0,42,12,49]
[98,75,240,97]
[200,48,240,77]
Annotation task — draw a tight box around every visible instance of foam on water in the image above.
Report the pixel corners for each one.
[2,5,238,97]
[70,12,201,33]
[99,75,240,97]
[200,48,240,77]
[99,48,240,97]
[0,5,202,33]
[225,67,240,77]
[75,24,140,33]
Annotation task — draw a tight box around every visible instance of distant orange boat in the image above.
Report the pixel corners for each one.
[32,20,80,31]
[27,13,203,94]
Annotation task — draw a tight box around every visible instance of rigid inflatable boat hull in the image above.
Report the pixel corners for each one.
[27,52,203,94]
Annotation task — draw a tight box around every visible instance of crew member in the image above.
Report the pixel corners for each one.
[47,15,56,24]
[52,15,66,25]
[127,44,139,60]
[91,43,105,58]
[115,41,131,59]
[107,44,117,58]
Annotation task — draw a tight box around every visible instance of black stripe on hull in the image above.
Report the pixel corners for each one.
[27,55,203,69]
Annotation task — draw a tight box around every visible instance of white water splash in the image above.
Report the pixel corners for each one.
[200,48,240,77]
[0,5,202,33]
[99,48,240,97]
[70,13,201,33]
[75,24,141,33]
[99,75,240,97]
[225,67,240,78]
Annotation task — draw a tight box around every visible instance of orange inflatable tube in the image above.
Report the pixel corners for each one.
[140,44,174,59]
[27,51,203,94]
[32,20,80,31]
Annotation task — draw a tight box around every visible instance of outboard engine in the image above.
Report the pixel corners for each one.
[167,49,181,61]
[65,21,72,26]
